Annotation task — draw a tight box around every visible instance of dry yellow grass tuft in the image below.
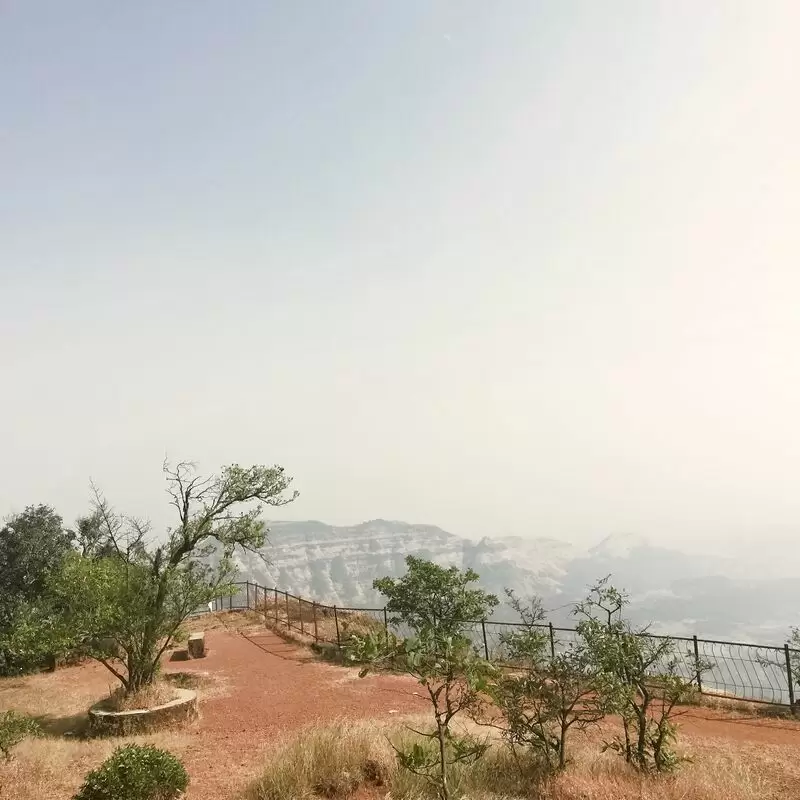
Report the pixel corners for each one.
[246,719,396,800]
[247,716,538,800]
[246,718,798,800]
[190,609,267,634]
[545,737,775,800]
[103,681,178,712]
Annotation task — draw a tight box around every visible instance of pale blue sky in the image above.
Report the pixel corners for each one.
[2,2,800,560]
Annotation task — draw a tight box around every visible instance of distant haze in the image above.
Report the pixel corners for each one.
[2,3,800,567]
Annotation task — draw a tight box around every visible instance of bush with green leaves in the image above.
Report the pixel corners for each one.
[487,590,607,771]
[575,577,710,772]
[0,710,41,759]
[357,557,499,800]
[73,744,188,800]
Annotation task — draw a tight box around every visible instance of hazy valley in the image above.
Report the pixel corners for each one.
[233,519,798,644]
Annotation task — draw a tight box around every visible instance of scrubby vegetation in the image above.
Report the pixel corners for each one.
[247,717,776,800]
[344,560,711,798]
[349,556,498,800]
[574,578,709,772]
[0,710,41,759]
[485,590,607,770]
[0,461,297,696]
[0,473,792,800]
[72,744,188,800]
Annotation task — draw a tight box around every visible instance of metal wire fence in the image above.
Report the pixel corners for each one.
[208,581,799,708]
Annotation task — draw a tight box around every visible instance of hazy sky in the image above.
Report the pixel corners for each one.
[3,2,800,559]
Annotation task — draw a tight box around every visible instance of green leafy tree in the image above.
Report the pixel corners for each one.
[355,558,498,800]
[54,461,297,694]
[0,505,74,674]
[487,590,607,771]
[374,555,499,639]
[575,577,709,772]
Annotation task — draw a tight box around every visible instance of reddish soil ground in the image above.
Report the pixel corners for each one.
[169,625,428,799]
[166,623,800,800]
[13,614,796,800]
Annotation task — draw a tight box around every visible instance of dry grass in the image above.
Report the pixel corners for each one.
[545,736,777,800]
[0,730,191,800]
[246,719,396,800]
[252,597,386,647]
[0,662,113,738]
[246,717,797,800]
[190,609,267,634]
[0,660,223,800]
[102,681,179,712]
[688,690,795,719]
[0,664,193,800]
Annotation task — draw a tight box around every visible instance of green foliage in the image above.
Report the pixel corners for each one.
[0,505,73,600]
[385,629,494,800]
[73,744,188,800]
[51,549,225,690]
[363,559,498,800]
[489,590,607,771]
[342,627,401,667]
[0,505,74,675]
[0,710,41,759]
[52,461,298,695]
[574,577,709,773]
[0,597,77,675]
[374,555,498,639]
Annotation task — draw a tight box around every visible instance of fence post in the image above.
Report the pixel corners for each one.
[549,623,556,660]
[274,588,278,624]
[229,588,233,611]
[299,597,305,635]
[481,620,489,660]
[246,580,251,610]
[334,606,341,648]
[785,643,796,711]
[693,636,703,693]
[313,602,319,642]
[285,591,290,630]
[383,608,389,647]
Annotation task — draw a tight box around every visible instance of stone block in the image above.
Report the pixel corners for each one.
[187,632,205,658]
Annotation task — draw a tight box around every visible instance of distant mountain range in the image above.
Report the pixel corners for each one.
[231,519,798,643]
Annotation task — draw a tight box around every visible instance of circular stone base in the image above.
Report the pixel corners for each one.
[88,688,198,737]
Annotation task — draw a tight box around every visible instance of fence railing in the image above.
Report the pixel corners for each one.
[207,581,799,709]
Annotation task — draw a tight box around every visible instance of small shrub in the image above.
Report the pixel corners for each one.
[0,710,41,759]
[389,732,539,800]
[73,743,188,800]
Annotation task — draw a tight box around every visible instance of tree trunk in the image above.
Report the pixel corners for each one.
[558,724,567,769]
[623,717,632,763]
[125,641,160,694]
[436,720,449,800]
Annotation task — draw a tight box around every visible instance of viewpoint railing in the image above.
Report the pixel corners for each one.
[208,581,800,709]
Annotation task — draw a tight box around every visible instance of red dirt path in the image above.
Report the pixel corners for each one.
[169,626,427,799]
[166,623,800,799]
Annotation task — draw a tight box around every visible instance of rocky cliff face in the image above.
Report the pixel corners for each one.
[233,518,574,609]
[231,519,798,640]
